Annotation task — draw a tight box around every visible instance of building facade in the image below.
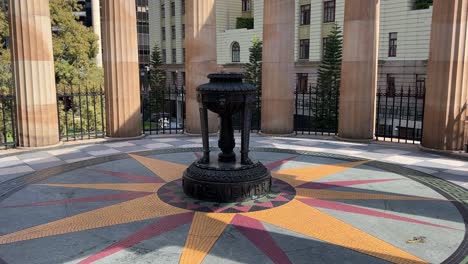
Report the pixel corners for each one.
[149,0,433,89]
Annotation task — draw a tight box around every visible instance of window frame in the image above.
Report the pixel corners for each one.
[300,4,311,25]
[388,32,398,57]
[297,73,309,94]
[323,0,336,23]
[322,37,330,57]
[299,39,310,60]
[242,0,251,12]
[170,2,176,16]
[172,48,177,64]
[231,42,241,63]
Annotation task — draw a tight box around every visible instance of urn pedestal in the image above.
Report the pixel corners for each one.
[182,73,272,203]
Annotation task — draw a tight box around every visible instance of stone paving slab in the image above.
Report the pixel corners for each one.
[0,148,466,264]
[0,135,466,190]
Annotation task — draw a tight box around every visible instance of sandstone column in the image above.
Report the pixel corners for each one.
[338,0,380,141]
[422,0,468,151]
[91,0,103,67]
[261,0,295,135]
[101,0,141,138]
[9,0,59,147]
[185,0,218,134]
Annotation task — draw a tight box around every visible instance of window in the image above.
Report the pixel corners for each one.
[171,72,177,85]
[297,73,309,94]
[181,0,185,15]
[242,0,251,12]
[182,24,185,39]
[161,4,165,18]
[162,27,166,41]
[172,49,177,64]
[299,39,310,60]
[389,32,397,57]
[183,48,186,62]
[162,49,167,63]
[171,26,176,39]
[300,5,311,25]
[386,74,396,96]
[182,72,186,86]
[322,37,330,57]
[323,0,335,23]
[171,2,175,16]
[231,42,240,62]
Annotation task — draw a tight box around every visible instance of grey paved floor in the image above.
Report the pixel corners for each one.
[0,134,467,190]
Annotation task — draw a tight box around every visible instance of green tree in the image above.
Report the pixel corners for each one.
[50,0,102,87]
[50,0,104,136]
[0,8,14,144]
[414,0,433,9]
[243,36,262,129]
[316,23,342,132]
[144,44,167,128]
[245,36,262,90]
[0,8,11,94]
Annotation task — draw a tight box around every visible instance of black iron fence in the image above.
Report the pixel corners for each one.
[141,85,186,135]
[375,85,425,144]
[0,94,16,148]
[56,86,106,141]
[294,73,339,135]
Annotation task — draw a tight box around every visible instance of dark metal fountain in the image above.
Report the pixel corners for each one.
[183,73,272,203]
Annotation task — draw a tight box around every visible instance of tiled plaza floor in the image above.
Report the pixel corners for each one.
[0,135,467,263]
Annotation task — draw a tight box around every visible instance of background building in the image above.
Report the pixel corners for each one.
[149,0,433,89]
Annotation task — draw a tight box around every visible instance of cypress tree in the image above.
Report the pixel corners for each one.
[316,23,342,132]
[147,44,167,127]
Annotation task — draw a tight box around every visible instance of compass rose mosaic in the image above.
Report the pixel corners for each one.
[0,150,466,264]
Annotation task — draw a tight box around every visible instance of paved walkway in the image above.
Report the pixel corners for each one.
[0,135,467,264]
[0,135,467,189]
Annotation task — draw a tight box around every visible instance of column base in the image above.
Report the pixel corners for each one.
[334,135,374,144]
[259,131,295,137]
[105,134,146,141]
[17,141,64,150]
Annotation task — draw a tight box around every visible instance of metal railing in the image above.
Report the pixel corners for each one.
[57,86,106,141]
[141,85,186,135]
[375,85,425,144]
[294,74,340,136]
[0,94,16,148]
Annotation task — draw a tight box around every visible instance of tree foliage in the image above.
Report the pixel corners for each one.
[50,0,102,87]
[245,36,262,90]
[414,0,433,9]
[0,9,11,94]
[144,44,168,126]
[316,23,342,131]
[236,17,254,30]
[243,36,262,130]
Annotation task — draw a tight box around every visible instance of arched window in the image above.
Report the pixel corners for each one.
[231,42,240,63]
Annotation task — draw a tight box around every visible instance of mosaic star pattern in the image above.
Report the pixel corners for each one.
[0,153,464,264]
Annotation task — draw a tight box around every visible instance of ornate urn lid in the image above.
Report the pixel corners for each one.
[197,73,256,93]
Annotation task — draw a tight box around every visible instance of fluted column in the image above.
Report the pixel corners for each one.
[91,0,103,67]
[422,0,468,151]
[261,0,295,135]
[185,0,218,134]
[9,0,59,147]
[102,0,141,138]
[338,0,380,141]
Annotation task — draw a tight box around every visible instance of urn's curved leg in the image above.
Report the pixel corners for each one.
[241,102,253,165]
[199,104,210,164]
